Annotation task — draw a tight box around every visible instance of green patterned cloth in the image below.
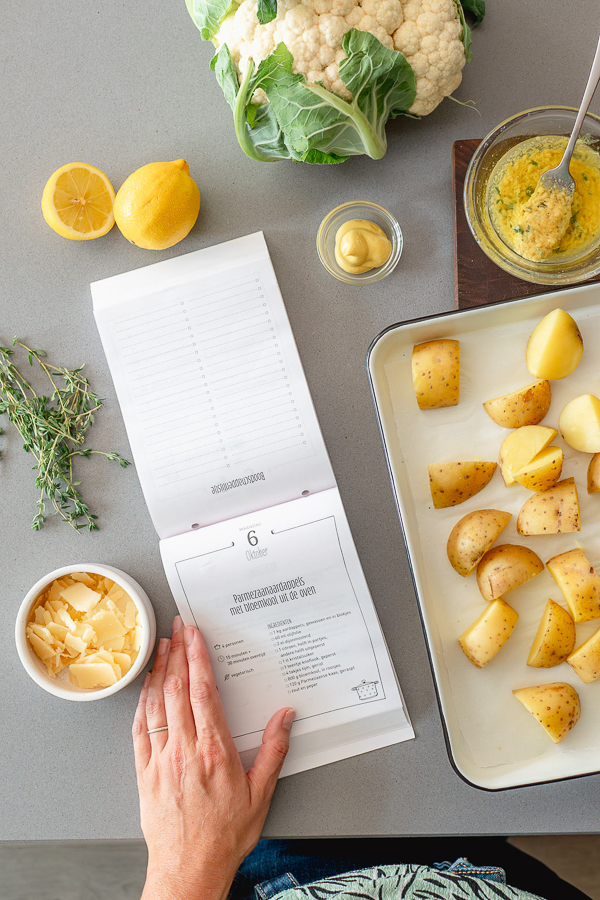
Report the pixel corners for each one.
[268,864,545,900]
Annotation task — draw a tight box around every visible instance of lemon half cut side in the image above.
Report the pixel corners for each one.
[41,163,116,240]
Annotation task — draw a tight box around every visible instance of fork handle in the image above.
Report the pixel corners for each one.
[564,31,600,161]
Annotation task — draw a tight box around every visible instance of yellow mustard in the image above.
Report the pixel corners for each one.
[335,219,392,273]
[487,136,600,262]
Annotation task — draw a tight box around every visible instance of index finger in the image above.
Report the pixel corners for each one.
[184,626,235,749]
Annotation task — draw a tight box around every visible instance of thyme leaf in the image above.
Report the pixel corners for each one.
[0,339,130,532]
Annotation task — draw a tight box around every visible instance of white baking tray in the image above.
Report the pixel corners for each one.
[367,283,600,790]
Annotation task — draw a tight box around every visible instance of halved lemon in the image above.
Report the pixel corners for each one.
[41,163,115,240]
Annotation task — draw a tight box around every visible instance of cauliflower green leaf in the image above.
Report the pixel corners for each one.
[455,0,485,62]
[460,0,486,24]
[186,0,239,41]
[211,44,294,160]
[257,0,277,25]
[228,33,415,164]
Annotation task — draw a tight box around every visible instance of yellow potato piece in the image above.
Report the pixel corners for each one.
[483,380,551,429]
[476,543,544,602]
[516,477,580,535]
[567,627,600,683]
[428,461,497,509]
[499,425,557,486]
[526,308,584,380]
[411,339,460,410]
[513,682,580,743]
[527,599,576,667]
[446,509,511,577]
[547,548,600,622]
[559,394,600,452]
[513,446,563,492]
[587,453,600,494]
[458,598,519,668]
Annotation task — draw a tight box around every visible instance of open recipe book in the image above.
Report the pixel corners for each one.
[92,232,413,775]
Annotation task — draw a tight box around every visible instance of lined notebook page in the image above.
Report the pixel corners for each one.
[92,234,334,539]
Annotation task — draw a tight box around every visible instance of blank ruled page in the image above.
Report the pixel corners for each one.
[92,233,335,539]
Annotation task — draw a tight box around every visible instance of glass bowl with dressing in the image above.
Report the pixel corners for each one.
[464,106,600,285]
[317,201,403,284]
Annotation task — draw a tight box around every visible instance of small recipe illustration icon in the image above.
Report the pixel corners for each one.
[352,679,379,700]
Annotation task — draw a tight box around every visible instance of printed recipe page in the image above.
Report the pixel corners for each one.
[161,489,399,754]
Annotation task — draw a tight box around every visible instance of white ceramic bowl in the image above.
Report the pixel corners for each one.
[15,564,156,701]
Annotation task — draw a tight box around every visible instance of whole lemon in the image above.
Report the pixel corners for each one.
[113,159,200,250]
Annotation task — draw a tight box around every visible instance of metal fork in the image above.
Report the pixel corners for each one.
[537,32,600,200]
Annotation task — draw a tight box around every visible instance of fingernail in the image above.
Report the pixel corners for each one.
[157,638,170,655]
[173,615,183,634]
[184,626,195,647]
[282,708,296,730]
[143,672,151,687]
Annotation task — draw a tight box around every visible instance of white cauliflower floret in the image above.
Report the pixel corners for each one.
[416,11,444,36]
[319,44,337,65]
[318,13,352,48]
[393,0,466,114]
[251,28,276,59]
[217,0,467,113]
[392,20,418,55]
[345,7,363,26]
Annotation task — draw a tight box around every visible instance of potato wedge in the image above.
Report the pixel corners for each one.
[428,461,497,509]
[447,509,512,576]
[476,543,544,603]
[527,599,576,667]
[499,425,557,486]
[458,599,519,668]
[513,682,580,743]
[412,339,460,410]
[587,453,600,494]
[559,394,600,452]
[516,477,580,535]
[483,380,551,429]
[526,308,584,380]
[546,548,600,622]
[567,628,600,683]
[513,446,563,492]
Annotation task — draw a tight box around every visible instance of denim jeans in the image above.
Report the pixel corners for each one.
[229,837,590,900]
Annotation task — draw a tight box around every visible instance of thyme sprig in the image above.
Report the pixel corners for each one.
[0,339,130,532]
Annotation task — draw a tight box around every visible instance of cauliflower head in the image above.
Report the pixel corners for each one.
[185,0,484,163]
[218,0,467,115]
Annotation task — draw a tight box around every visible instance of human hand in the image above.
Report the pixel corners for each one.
[133,616,295,900]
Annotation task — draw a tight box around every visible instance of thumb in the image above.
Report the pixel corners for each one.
[247,707,295,801]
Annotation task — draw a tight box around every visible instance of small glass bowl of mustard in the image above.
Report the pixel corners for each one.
[317,201,403,284]
[464,106,600,285]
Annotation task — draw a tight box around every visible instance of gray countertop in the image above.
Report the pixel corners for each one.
[2,0,600,841]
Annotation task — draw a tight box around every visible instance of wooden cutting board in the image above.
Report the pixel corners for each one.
[452,139,600,310]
